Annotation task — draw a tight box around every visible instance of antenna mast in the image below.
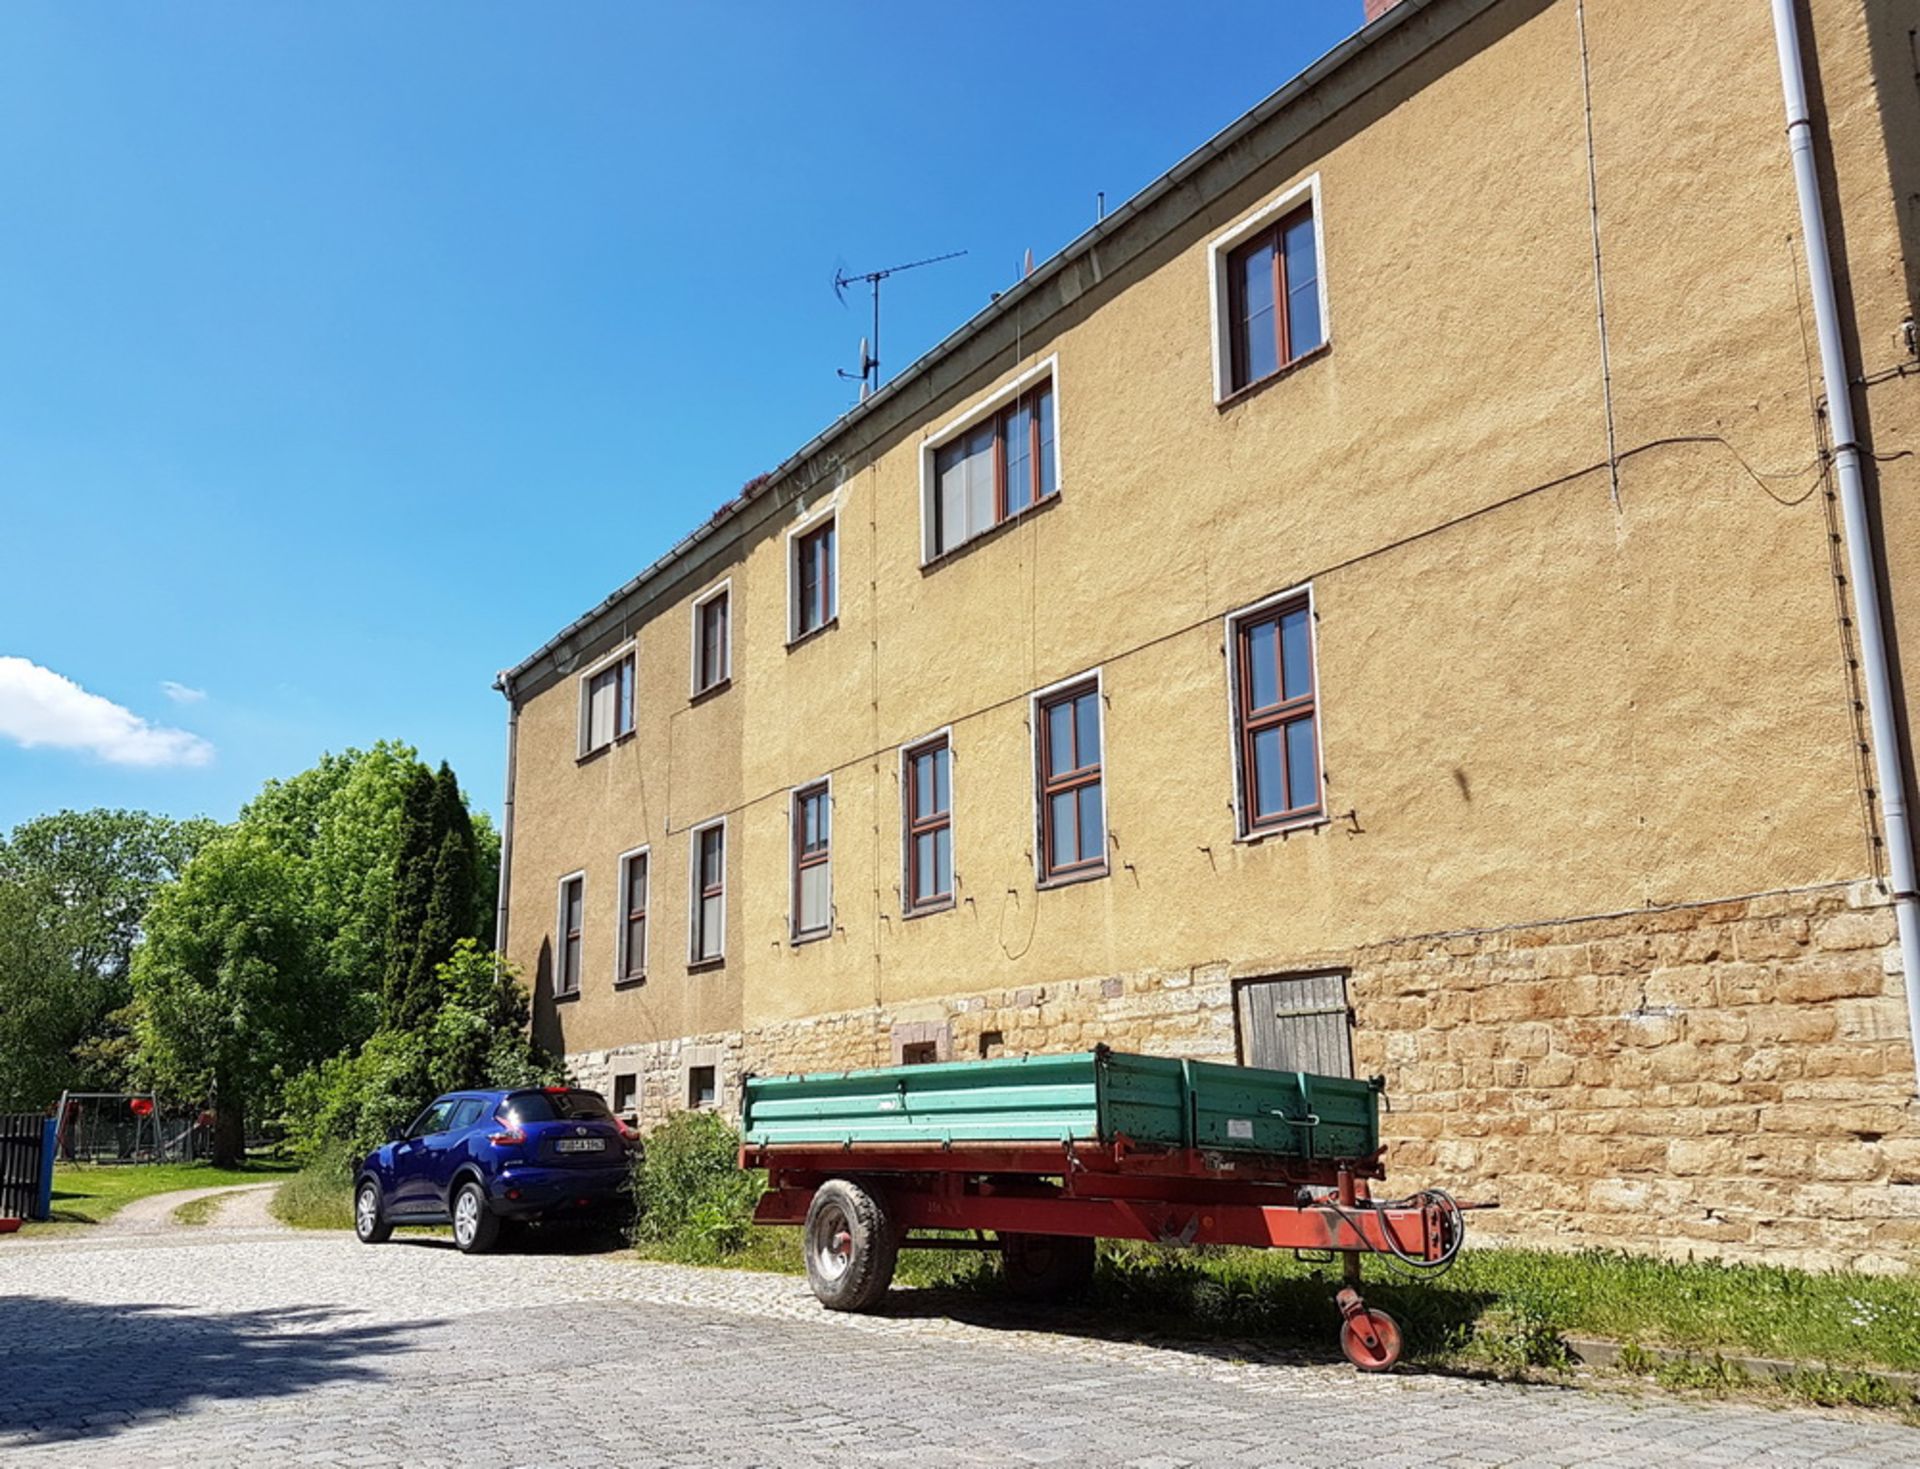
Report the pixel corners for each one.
[835,249,966,399]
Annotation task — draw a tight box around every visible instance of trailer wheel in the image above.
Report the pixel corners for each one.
[1339,1307,1403,1371]
[998,1232,1096,1301]
[803,1179,898,1312]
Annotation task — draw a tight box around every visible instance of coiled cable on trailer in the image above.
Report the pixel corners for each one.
[1319,1186,1467,1280]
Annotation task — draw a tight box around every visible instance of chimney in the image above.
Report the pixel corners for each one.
[1363,0,1400,21]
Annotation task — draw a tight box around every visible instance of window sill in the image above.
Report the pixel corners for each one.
[785,617,839,652]
[920,489,1059,574]
[901,897,956,921]
[552,988,582,1004]
[789,928,831,948]
[687,956,726,974]
[575,729,636,766]
[689,677,731,707]
[613,974,648,991]
[1037,864,1109,892]
[1238,811,1330,845]
[1215,342,1331,413]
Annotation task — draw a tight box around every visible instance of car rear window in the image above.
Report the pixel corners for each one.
[500,1089,613,1123]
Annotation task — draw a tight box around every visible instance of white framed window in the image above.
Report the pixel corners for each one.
[900,728,954,916]
[1223,583,1325,839]
[576,641,636,757]
[690,579,732,696]
[1207,173,1328,404]
[786,505,838,644]
[554,870,586,996]
[919,355,1061,564]
[1029,667,1110,887]
[790,777,832,942]
[615,845,650,984]
[688,816,727,965]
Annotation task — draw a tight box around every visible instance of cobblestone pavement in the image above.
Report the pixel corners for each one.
[3,1228,1918,1468]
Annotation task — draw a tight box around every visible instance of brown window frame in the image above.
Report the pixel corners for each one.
[617,847,649,984]
[693,585,730,695]
[689,820,726,966]
[556,872,585,996]
[1231,593,1323,835]
[792,518,836,641]
[902,734,953,915]
[929,377,1057,559]
[791,781,832,941]
[1225,202,1319,394]
[687,1064,717,1109]
[1034,677,1108,884]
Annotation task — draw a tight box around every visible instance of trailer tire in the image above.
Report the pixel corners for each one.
[999,1232,1096,1301]
[803,1179,898,1312]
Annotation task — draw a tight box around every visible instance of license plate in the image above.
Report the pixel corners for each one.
[555,1138,607,1153]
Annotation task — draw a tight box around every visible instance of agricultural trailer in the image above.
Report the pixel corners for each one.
[740,1046,1471,1370]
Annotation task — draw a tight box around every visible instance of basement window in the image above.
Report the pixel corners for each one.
[688,1065,717,1109]
[612,1073,638,1118]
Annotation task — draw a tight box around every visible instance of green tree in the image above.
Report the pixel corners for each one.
[131,831,318,1165]
[382,762,484,1030]
[0,809,215,1109]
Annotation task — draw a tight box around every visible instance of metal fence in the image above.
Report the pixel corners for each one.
[1,1113,54,1220]
[53,1093,210,1165]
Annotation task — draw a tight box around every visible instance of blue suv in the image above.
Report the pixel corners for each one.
[354,1086,635,1253]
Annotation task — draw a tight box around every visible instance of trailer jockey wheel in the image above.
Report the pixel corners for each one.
[803,1178,898,1312]
[1336,1300,1404,1372]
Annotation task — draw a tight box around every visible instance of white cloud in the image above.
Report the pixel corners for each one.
[160,680,207,705]
[0,657,215,768]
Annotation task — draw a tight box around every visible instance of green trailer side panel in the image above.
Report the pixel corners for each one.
[742,1049,1380,1160]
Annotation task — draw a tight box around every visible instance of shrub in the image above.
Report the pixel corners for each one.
[632,1110,762,1261]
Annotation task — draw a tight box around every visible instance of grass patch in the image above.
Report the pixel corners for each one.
[270,1149,355,1231]
[169,1194,224,1227]
[47,1160,294,1226]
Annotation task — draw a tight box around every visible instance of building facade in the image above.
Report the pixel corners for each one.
[496,0,1920,1271]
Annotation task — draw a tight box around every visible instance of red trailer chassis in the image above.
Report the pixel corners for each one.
[743,1137,1468,1370]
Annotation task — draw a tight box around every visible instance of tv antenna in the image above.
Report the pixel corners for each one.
[834,249,966,400]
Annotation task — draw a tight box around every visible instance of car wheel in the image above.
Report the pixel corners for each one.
[451,1180,499,1255]
[802,1178,897,1312]
[354,1180,392,1245]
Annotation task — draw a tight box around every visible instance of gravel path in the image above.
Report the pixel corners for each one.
[99,1183,287,1235]
[2,1227,1917,1467]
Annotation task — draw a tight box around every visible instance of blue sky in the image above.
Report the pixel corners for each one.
[0,1,1363,834]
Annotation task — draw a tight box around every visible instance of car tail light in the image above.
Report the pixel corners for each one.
[487,1125,525,1148]
[612,1115,636,1142]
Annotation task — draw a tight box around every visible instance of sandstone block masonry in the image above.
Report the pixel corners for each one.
[574,882,1918,1275]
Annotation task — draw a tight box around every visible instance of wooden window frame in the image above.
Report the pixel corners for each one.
[690,579,732,697]
[687,817,727,967]
[1225,205,1317,393]
[615,844,650,986]
[790,779,832,943]
[575,643,636,758]
[919,355,1061,565]
[554,870,586,997]
[1207,175,1327,404]
[1225,586,1325,839]
[787,508,838,644]
[1031,671,1109,886]
[901,731,954,916]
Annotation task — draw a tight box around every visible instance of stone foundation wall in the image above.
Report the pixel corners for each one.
[567,882,1920,1273]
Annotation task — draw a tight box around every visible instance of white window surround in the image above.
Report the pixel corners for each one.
[899,725,956,915]
[918,354,1062,565]
[1221,581,1327,841]
[1206,172,1329,405]
[554,869,586,995]
[1027,666,1111,887]
[785,501,841,645]
[614,843,650,984]
[788,774,833,943]
[686,815,728,965]
[575,639,637,757]
[689,578,732,696]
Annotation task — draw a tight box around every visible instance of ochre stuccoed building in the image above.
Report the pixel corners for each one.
[495,0,1920,1270]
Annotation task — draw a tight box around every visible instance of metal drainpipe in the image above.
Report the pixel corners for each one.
[492,672,519,981]
[1771,0,1920,1091]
